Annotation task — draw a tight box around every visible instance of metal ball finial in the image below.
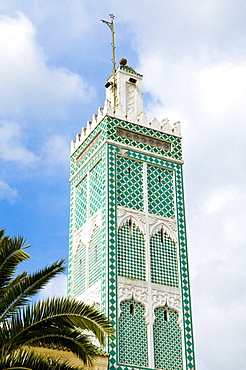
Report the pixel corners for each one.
[119,58,127,66]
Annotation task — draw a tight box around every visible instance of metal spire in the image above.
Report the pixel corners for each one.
[101,13,116,75]
[101,14,116,112]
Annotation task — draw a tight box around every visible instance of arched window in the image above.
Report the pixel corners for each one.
[88,227,102,287]
[150,230,179,287]
[119,299,148,367]
[117,221,146,281]
[75,176,87,230]
[73,243,86,297]
[153,307,183,370]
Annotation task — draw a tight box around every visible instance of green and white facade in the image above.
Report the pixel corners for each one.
[68,62,196,370]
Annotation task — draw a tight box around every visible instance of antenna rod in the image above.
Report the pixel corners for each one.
[101,13,116,74]
[101,14,116,112]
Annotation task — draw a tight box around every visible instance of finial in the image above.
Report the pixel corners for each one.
[119,58,127,66]
[101,14,117,112]
[101,14,116,74]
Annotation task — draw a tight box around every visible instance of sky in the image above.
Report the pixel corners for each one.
[0,0,245,369]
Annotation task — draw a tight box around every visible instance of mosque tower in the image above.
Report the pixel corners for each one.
[68,57,196,370]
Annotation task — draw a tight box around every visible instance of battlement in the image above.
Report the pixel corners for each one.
[71,100,181,154]
[71,60,181,155]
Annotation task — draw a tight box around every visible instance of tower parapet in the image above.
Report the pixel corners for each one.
[71,60,181,155]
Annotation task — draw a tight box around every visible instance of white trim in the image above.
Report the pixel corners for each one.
[69,138,184,183]
[118,277,182,329]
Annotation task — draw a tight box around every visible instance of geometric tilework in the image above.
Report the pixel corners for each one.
[89,160,103,217]
[147,164,175,218]
[104,116,183,161]
[150,230,179,287]
[117,222,146,281]
[89,226,102,287]
[73,243,86,297]
[109,144,196,370]
[119,299,148,367]
[75,176,87,230]
[69,124,196,370]
[153,307,183,370]
[116,156,144,211]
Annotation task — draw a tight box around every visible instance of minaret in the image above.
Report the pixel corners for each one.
[68,59,196,370]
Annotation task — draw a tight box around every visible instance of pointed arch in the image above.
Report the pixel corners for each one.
[73,242,86,297]
[117,220,146,281]
[118,214,145,236]
[88,226,102,287]
[150,229,179,287]
[119,299,148,367]
[150,220,177,243]
[153,306,183,370]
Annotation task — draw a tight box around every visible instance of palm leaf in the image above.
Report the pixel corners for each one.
[0,260,66,320]
[0,231,30,291]
[0,347,84,370]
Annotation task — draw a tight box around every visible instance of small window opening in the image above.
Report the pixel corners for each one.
[128,167,131,175]
[94,246,98,263]
[164,309,169,322]
[161,227,164,243]
[159,175,162,183]
[79,259,82,273]
[129,217,133,236]
[130,303,135,315]
[95,173,98,179]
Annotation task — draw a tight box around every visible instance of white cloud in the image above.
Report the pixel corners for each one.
[201,185,240,215]
[0,121,37,164]
[40,134,70,171]
[0,13,94,119]
[37,274,67,300]
[0,179,18,202]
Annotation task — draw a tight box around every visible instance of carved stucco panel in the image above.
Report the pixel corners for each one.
[118,283,149,323]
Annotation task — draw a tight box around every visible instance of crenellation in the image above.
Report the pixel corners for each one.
[97,107,104,122]
[92,114,98,128]
[149,117,161,130]
[172,121,181,136]
[70,62,182,156]
[161,118,172,134]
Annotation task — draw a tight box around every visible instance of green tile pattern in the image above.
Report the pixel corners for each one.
[70,119,107,177]
[117,221,146,281]
[68,146,107,302]
[73,243,86,297]
[119,299,148,367]
[106,144,196,370]
[89,226,102,287]
[116,127,171,151]
[104,116,182,161]
[147,165,175,218]
[107,144,118,367]
[150,231,178,287]
[116,156,144,211]
[153,307,183,370]
[89,159,103,217]
[75,176,87,230]
[69,117,195,370]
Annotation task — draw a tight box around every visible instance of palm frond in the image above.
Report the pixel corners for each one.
[0,260,66,320]
[21,298,113,342]
[0,347,84,370]
[0,298,113,364]
[0,231,30,291]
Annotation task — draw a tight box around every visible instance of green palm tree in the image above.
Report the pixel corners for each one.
[0,229,112,370]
